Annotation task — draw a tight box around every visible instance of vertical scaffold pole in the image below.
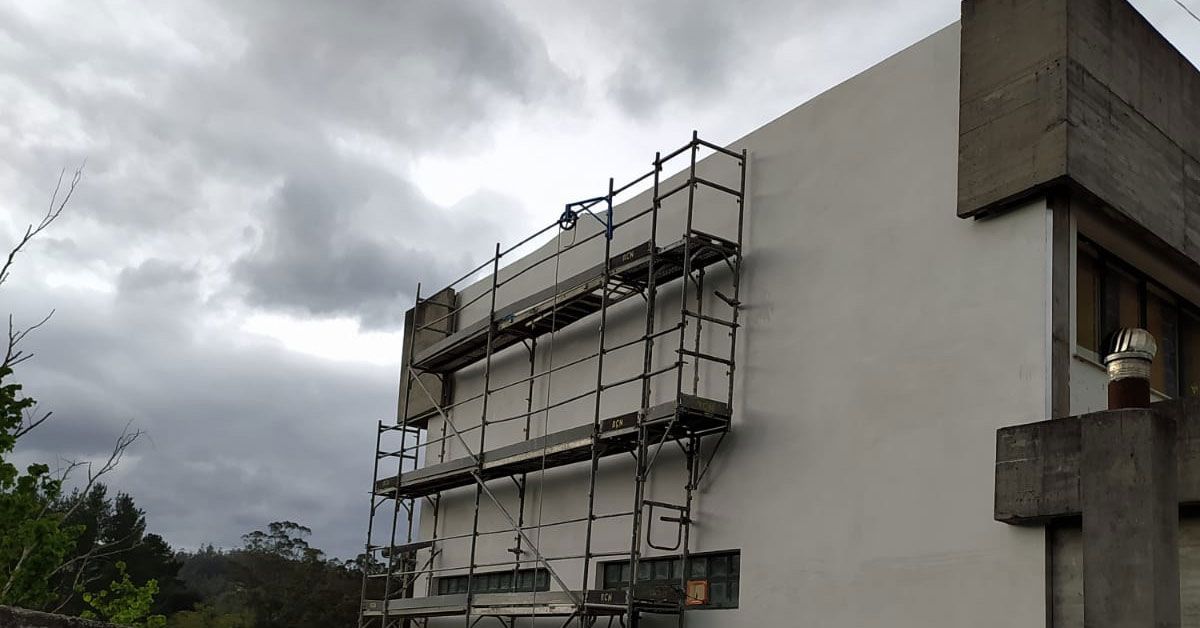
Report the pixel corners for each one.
[677,436,697,628]
[676,131,698,405]
[463,244,501,628]
[727,149,747,408]
[423,404,449,597]
[670,131,701,626]
[511,338,536,591]
[358,421,385,628]
[425,334,453,600]
[692,267,705,394]
[580,178,616,624]
[379,283,422,628]
[628,151,664,626]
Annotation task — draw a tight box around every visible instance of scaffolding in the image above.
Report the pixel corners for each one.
[359,133,746,627]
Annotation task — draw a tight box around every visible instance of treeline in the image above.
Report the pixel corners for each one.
[49,487,364,627]
[0,190,367,627]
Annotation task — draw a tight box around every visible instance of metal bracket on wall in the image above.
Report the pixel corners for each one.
[644,500,690,551]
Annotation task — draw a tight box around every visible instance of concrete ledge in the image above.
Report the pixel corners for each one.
[0,606,116,628]
[959,0,1200,267]
[995,397,1200,524]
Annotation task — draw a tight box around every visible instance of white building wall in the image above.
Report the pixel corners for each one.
[413,24,1050,627]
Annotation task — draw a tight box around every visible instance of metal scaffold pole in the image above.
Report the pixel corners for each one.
[382,283,423,627]
[358,134,744,627]
[626,149,665,626]
[509,337,536,599]
[358,420,385,628]
[579,178,616,625]
[463,243,502,627]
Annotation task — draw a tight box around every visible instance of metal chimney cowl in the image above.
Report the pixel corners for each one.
[1104,328,1157,409]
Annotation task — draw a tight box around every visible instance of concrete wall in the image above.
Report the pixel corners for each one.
[958,0,1200,268]
[1053,521,1200,627]
[1052,189,1200,627]
[411,24,1051,627]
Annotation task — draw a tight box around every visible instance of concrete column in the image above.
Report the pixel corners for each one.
[1080,408,1179,628]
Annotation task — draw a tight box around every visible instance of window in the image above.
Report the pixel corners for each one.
[1076,238,1200,397]
[1076,246,1101,353]
[1183,311,1200,398]
[599,550,740,609]
[1146,288,1179,395]
[436,568,549,595]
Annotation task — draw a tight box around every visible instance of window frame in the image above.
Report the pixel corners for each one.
[434,567,550,596]
[597,549,740,610]
[1076,237,1200,398]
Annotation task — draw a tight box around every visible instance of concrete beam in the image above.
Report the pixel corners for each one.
[1081,408,1180,627]
[398,286,456,427]
[995,397,1200,523]
[959,0,1200,267]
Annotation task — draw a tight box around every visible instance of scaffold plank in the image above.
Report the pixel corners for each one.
[412,231,739,374]
[374,395,730,499]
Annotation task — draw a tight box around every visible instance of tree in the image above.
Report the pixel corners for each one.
[172,523,361,627]
[53,486,195,616]
[0,166,145,609]
[80,560,166,627]
[0,167,83,607]
[0,362,76,607]
[166,603,252,628]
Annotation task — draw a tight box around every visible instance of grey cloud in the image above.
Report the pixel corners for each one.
[117,259,200,296]
[0,0,577,559]
[597,0,948,118]
[604,0,746,118]
[230,161,527,329]
[0,0,569,326]
[9,280,390,558]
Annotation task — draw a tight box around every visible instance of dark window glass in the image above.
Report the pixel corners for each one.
[597,551,740,609]
[654,560,671,580]
[1183,312,1200,398]
[1077,239,1200,398]
[436,568,549,596]
[1103,266,1141,342]
[1147,290,1179,396]
[1077,246,1101,352]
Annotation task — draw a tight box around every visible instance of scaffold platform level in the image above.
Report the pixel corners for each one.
[374,395,730,499]
[412,231,740,374]
[361,589,681,619]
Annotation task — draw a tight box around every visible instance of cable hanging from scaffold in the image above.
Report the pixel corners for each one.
[558,195,613,240]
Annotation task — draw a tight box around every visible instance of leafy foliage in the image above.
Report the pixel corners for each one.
[81,560,166,627]
[173,523,362,628]
[0,365,78,607]
[54,484,195,616]
[166,603,253,628]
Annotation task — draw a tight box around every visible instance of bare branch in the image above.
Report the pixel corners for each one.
[0,164,82,288]
[6,423,144,604]
[50,531,147,613]
[4,309,55,373]
[14,407,52,440]
[0,546,35,601]
[58,423,142,523]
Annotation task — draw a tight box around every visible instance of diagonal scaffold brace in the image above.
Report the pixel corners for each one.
[409,373,583,607]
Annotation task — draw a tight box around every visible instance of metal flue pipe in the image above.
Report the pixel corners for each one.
[1103,328,1157,409]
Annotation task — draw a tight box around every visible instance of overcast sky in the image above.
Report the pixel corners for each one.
[2,1,1198,559]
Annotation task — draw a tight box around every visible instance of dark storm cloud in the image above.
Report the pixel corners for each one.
[118,259,200,296]
[597,0,949,119]
[231,161,524,329]
[0,0,568,321]
[604,0,748,118]
[0,0,573,557]
[8,278,392,557]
